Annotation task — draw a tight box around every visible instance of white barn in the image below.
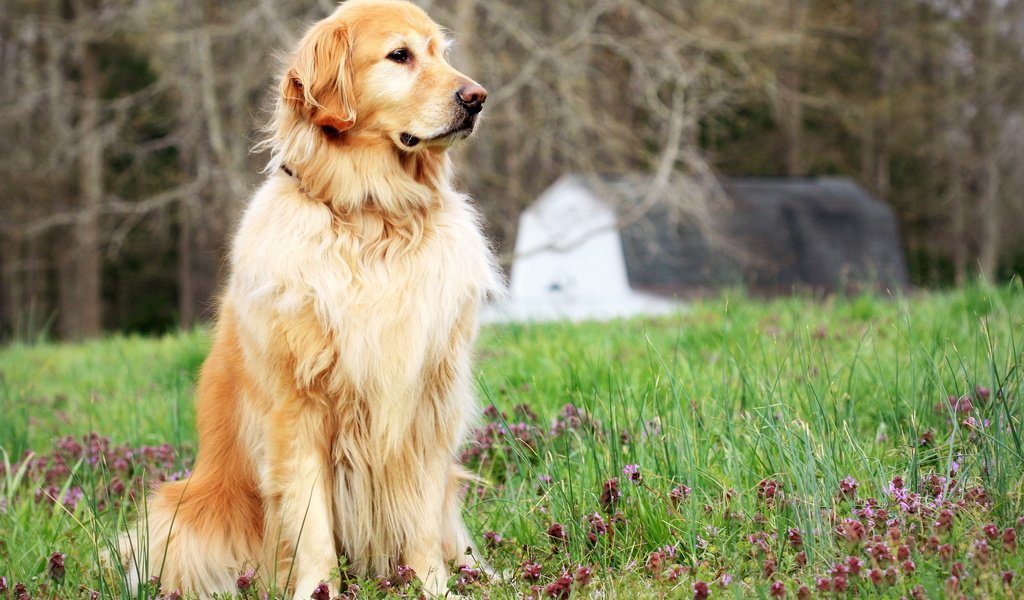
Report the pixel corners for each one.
[482,175,681,323]
[482,173,909,324]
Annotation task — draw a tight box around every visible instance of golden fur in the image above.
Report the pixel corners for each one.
[116,1,500,597]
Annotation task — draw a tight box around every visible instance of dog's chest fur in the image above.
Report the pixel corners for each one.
[228,175,497,431]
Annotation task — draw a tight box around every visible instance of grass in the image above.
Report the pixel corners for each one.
[0,284,1022,598]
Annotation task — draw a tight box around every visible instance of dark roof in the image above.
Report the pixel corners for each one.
[606,176,909,294]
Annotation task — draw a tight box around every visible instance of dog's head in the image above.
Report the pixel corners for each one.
[282,0,486,152]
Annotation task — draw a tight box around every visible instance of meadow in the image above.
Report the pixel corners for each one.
[0,284,1022,599]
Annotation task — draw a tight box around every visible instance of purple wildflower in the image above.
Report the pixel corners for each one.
[838,475,859,499]
[692,580,710,599]
[574,565,592,587]
[483,530,503,548]
[543,570,573,599]
[309,582,330,600]
[522,561,543,581]
[235,569,254,592]
[47,552,65,583]
[599,478,621,512]
[547,522,567,545]
[395,565,415,585]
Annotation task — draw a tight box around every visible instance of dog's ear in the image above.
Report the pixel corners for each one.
[283,22,356,132]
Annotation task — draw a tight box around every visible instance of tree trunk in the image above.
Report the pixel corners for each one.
[872,0,893,201]
[976,0,1001,280]
[73,38,104,337]
[778,0,807,176]
[0,236,17,337]
[949,160,968,285]
[177,197,196,327]
[54,0,103,339]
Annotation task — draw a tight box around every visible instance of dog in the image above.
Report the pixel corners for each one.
[117,1,500,597]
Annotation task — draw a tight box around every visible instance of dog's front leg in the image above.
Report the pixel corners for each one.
[401,466,451,597]
[405,536,448,597]
[263,404,339,600]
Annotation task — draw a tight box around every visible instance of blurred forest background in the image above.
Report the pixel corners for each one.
[1,0,1023,340]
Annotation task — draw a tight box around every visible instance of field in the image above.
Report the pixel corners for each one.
[1,285,1022,599]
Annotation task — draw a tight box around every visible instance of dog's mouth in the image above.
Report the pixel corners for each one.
[399,114,478,149]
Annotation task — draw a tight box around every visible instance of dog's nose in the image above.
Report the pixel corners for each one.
[456,84,487,114]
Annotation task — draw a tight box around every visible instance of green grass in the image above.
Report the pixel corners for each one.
[1,284,1022,598]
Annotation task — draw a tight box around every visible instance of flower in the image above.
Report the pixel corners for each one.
[868,568,883,586]
[938,543,954,562]
[670,484,691,505]
[47,552,65,583]
[838,518,866,546]
[235,569,254,592]
[522,561,543,581]
[951,562,967,578]
[970,539,991,565]
[845,556,864,576]
[574,565,592,587]
[451,565,481,595]
[543,571,573,599]
[869,542,893,565]
[310,582,330,600]
[757,479,783,504]
[887,476,904,496]
[884,567,898,585]
[897,544,910,560]
[395,565,416,585]
[1004,528,1018,551]
[586,512,608,543]
[948,394,973,413]
[646,551,664,577]
[547,522,568,545]
[483,530,503,548]
[838,476,858,499]
[622,464,642,484]
[692,580,710,600]
[599,478,621,512]
[945,575,959,595]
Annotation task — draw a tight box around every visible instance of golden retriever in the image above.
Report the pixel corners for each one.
[117,0,499,597]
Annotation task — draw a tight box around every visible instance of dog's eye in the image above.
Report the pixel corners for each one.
[386,48,411,63]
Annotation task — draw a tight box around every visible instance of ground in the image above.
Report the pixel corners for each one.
[1,285,1022,598]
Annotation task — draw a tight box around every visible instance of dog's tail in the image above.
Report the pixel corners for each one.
[115,471,263,598]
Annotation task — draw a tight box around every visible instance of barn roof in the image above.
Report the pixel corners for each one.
[585,175,910,294]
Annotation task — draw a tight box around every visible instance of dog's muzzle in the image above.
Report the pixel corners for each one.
[399,84,487,149]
